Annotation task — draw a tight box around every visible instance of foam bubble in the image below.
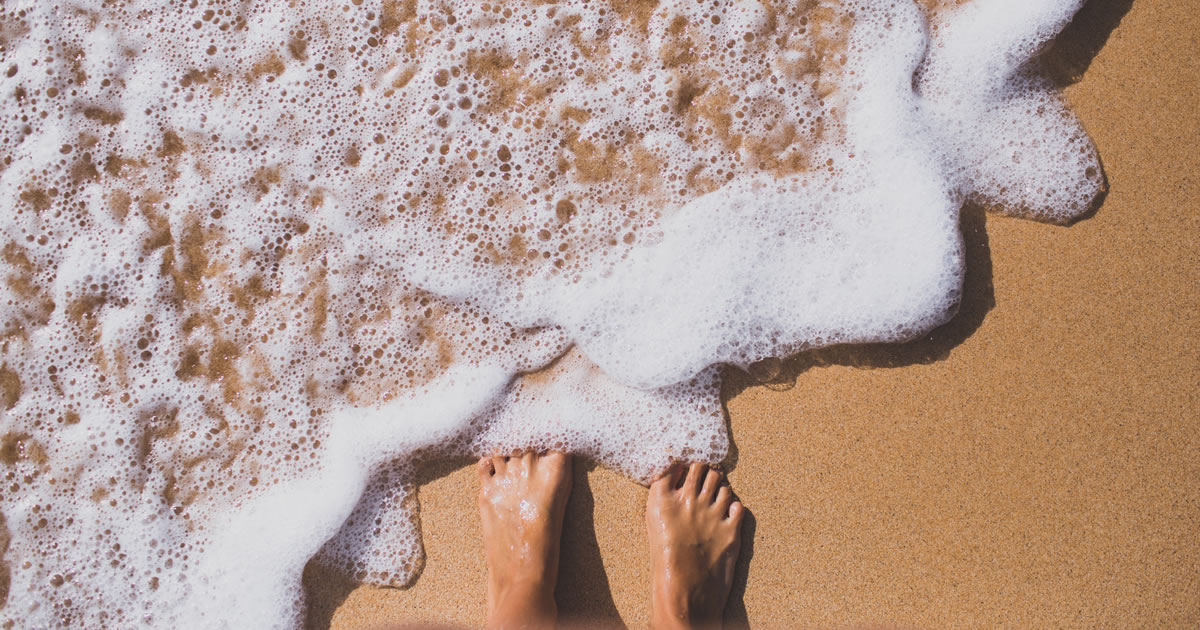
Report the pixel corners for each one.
[0,0,1103,627]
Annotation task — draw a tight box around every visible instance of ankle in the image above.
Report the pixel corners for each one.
[490,574,555,601]
[650,582,722,630]
[650,604,693,630]
[487,576,557,630]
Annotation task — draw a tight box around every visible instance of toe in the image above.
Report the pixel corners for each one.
[512,451,532,474]
[714,485,733,514]
[538,451,571,485]
[491,455,508,476]
[667,463,686,488]
[477,457,495,479]
[700,468,722,502]
[682,461,705,494]
[651,463,683,494]
[728,500,746,526]
[541,450,568,473]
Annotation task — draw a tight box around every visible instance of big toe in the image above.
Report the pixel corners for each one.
[540,450,567,470]
[537,451,571,486]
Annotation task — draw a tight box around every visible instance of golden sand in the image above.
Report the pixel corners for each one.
[310,1,1199,627]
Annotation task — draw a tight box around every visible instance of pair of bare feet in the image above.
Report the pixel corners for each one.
[477,452,744,630]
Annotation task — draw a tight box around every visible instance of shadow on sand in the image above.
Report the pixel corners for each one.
[556,459,627,628]
[303,562,359,630]
[717,0,1136,404]
[1044,0,1135,86]
[720,203,996,402]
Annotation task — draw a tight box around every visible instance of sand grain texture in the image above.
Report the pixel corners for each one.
[308,1,1200,627]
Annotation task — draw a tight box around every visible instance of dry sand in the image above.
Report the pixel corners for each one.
[306,1,1199,627]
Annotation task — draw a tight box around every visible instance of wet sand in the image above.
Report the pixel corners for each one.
[308,1,1199,627]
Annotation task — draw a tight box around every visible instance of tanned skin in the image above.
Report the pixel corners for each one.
[477,453,743,630]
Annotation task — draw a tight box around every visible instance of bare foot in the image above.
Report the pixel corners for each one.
[646,462,745,630]
[478,451,572,630]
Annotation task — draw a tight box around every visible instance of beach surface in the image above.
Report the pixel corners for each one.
[308,1,1199,627]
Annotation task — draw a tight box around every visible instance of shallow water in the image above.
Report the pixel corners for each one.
[0,0,1101,627]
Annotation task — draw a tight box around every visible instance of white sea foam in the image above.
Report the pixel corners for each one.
[0,0,1102,627]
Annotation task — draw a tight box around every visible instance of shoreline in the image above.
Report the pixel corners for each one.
[316,1,1200,627]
